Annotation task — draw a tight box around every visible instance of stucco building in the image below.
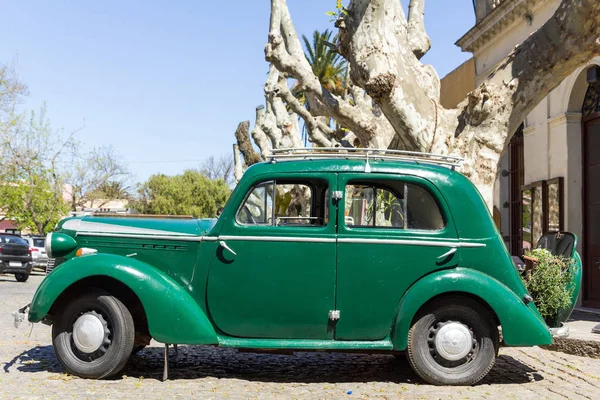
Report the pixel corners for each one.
[450,0,600,308]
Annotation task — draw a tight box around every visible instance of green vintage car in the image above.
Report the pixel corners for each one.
[20,149,581,385]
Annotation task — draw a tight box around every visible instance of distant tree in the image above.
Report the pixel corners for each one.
[0,104,72,234]
[0,167,70,235]
[131,170,230,218]
[1,60,133,231]
[65,145,131,210]
[200,154,235,187]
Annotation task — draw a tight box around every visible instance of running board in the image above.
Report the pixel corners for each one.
[217,337,394,351]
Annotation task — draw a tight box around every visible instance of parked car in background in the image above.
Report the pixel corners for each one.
[21,148,582,385]
[0,233,33,282]
[22,236,48,269]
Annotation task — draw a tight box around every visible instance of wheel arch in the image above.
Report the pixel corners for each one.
[29,253,218,345]
[390,268,552,350]
[48,276,149,344]
[409,292,500,328]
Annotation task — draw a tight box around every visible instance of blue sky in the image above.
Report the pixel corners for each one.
[0,1,474,183]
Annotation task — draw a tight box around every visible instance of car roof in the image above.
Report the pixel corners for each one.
[242,158,465,182]
[236,159,496,240]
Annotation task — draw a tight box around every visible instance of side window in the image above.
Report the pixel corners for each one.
[237,181,275,225]
[345,180,445,230]
[237,179,329,227]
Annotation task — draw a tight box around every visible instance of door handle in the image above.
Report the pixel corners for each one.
[437,248,457,260]
[219,241,237,256]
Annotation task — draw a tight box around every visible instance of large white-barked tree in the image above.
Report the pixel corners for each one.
[233,0,600,208]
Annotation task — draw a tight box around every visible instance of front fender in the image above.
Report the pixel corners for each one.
[391,268,552,350]
[29,254,218,345]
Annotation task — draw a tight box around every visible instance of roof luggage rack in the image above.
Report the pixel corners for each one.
[269,148,463,170]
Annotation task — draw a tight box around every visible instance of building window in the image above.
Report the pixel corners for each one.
[583,80,600,116]
[521,178,564,253]
[546,178,564,233]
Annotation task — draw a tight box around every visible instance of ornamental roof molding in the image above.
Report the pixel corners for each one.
[456,0,549,53]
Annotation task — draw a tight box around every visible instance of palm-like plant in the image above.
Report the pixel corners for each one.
[293,30,347,105]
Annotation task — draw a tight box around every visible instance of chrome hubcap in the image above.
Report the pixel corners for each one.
[434,322,473,361]
[72,312,107,353]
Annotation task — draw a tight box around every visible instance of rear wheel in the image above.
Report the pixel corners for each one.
[15,273,29,282]
[52,290,135,379]
[406,297,499,386]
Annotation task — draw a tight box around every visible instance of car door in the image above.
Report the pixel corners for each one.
[207,173,338,339]
[335,173,460,340]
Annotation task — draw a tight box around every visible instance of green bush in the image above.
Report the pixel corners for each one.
[521,248,575,324]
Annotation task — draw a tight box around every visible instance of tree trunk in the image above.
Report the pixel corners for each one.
[239,0,600,210]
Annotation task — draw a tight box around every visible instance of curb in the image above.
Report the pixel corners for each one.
[543,337,600,359]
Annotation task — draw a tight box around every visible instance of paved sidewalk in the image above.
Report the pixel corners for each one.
[3,274,600,399]
[544,310,600,359]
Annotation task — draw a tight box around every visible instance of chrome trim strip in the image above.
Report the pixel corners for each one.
[218,235,336,243]
[65,220,195,237]
[337,238,486,248]
[76,232,485,247]
[77,232,204,242]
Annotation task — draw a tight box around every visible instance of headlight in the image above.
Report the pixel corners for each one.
[47,232,77,258]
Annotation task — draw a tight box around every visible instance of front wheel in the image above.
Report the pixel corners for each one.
[52,290,135,379]
[15,273,29,282]
[406,296,499,386]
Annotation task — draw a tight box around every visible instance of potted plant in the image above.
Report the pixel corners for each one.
[521,248,577,328]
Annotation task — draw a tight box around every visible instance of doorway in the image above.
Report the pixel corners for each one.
[583,115,600,307]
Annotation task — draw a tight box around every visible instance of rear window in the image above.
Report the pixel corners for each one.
[33,238,45,247]
[0,235,28,246]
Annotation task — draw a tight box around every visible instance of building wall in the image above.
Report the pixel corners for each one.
[467,0,595,256]
[440,58,476,109]
[474,0,560,86]
[458,0,600,306]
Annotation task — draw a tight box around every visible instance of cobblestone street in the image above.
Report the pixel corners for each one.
[2,274,600,399]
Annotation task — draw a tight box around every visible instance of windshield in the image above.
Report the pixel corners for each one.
[0,235,28,246]
[33,238,45,247]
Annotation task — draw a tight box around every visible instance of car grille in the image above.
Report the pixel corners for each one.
[46,258,56,274]
[1,247,29,256]
[46,257,65,274]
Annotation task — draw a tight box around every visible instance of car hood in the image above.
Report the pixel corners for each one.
[57,216,217,238]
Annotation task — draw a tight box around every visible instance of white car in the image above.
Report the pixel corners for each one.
[22,236,48,268]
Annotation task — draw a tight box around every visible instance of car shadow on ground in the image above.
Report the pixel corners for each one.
[0,271,46,283]
[6,345,543,385]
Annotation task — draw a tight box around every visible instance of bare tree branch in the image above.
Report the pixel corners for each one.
[470,0,600,141]
[251,106,272,156]
[264,66,303,149]
[273,75,338,147]
[234,120,262,167]
[338,0,439,151]
[266,0,396,147]
[407,0,431,59]
[233,144,244,183]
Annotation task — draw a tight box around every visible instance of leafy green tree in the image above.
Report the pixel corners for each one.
[132,170,230,218]
[1,61,131,232]
[0,167,70,234]
[1,97,71,234]
[293,29,347,104]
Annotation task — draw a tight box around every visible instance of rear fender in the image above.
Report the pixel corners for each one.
[391,268,552,350]
[28,254,217,345]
